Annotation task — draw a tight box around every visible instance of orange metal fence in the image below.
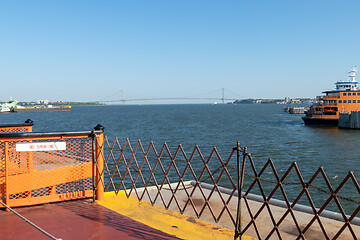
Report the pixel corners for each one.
[0,119,33,133]
[0,127,104,208]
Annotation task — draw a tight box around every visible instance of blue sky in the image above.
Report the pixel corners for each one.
[1,1,360,103]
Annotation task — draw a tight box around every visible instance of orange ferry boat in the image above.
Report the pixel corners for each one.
[302,67,360,125]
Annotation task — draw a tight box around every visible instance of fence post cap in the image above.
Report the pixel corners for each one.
[94,124,105,132]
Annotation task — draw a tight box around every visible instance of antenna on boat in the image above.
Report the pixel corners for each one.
[349,66,357,82]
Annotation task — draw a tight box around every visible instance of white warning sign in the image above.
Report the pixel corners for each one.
[16,142,66,152]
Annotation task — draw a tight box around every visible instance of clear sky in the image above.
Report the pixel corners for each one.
[1,1,360,103]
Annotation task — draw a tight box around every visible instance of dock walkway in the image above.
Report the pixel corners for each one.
[128,182,359,239]
[1,183,358,239]
[0,192,249,240]
[0,200,180,240]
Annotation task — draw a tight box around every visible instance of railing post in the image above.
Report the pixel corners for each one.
[94,124,105,201]
[234,142,247,240]
[25,119,33,132]
[26,120,34,171]
[4,141,9,210]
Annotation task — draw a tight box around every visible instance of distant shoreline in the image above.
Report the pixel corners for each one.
[18,101,104,107]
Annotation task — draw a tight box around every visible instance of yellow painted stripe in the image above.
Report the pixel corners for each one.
[98,191,256,240]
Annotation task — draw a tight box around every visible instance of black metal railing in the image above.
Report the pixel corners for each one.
[93,136,360,240]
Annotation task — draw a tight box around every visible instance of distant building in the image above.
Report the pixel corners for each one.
[285,97,290,103]
[36,100,49,105]
[290,99,302,104]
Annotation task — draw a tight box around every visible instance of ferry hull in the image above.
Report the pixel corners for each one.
[301,116,338,126]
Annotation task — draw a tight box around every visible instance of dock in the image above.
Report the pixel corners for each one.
[0,196,241,240]
[284,106,307,114]
[289,106,307,114]
[339,111,360,129]
[2,184,358,240]
[120,182,359,240]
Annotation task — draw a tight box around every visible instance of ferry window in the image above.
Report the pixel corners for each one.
[354,100,356,103]
[358,93,360,95]
[348,93,352,96]
[343,93,346,96]
[358,100,360,103]
[339,100,342,103]
[353,93,356,96]
[343,100,347,103]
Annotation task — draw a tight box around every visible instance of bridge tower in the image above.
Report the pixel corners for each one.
[222,88,225,104]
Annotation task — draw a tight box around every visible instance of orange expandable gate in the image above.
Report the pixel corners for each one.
[0,129,104,208]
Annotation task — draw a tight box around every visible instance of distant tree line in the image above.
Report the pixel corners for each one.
[233,99,284,104]
[233,98,313,104]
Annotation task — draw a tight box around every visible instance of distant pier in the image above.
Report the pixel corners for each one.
[338,111,360,129]
[284,106,307,114]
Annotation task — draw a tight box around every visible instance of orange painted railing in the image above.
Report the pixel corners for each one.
[0,126,104,208]
[0,119,34,133]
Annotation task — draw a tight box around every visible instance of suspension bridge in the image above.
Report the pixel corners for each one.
[99,88,245,105]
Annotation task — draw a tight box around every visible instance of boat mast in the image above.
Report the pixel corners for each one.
[349,66,357,82]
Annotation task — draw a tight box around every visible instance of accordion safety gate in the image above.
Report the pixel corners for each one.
[0,125,104,208]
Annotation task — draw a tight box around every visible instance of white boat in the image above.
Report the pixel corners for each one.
[0,100,18,113]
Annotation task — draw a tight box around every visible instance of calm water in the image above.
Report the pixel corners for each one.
[1,104,359,213]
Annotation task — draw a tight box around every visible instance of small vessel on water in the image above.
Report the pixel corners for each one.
[0,100,18,113]
[0,100,71,113]
[13,105,71,112]
[302,67,360,125]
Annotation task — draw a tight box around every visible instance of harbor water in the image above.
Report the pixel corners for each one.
[1,104,359,214]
